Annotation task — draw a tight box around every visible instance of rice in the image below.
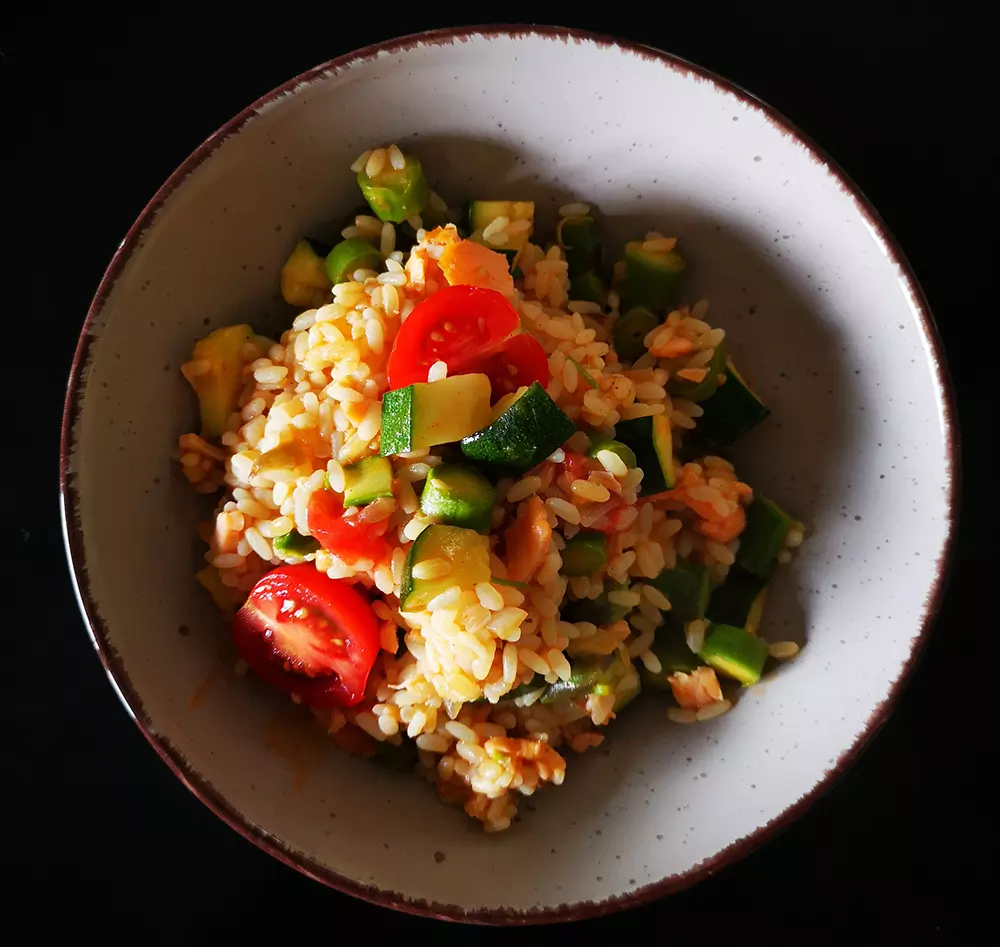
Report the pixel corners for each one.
[178,150,803,834]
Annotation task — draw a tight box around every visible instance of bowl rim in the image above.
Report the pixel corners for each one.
[59,23,959,925]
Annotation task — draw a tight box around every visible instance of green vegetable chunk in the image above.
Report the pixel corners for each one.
[612,306,660,364]
[324,237,383,284]
[460,382,576,474]
[706,567,769,633]
[183,324,254,438]
[280,239,333,309]
[556,215,601,276]
[381,374,493,457]
[560,531,608,576]
[400,525,491,611]
[420,464,497,533]
[667,342,728,402]
[698,623,769,685]
[649,559,710,623]
[569,270,606,305]
[642,623,703,689]
[343,456,394,508]
[542,650,639,710]
[357,151,429,223]
[560,581,633,625]
[272,531,321,557]
[697,357,771,447]
[615,414,676,495]
[736,495,793,576]
[587,433,637,469]
[620,240,687,311]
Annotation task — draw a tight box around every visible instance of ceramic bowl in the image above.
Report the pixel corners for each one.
[61,26,956,922]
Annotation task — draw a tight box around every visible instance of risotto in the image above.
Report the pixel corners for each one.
[176,144,804,832]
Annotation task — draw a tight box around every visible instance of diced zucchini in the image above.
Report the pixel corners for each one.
[460,381,576,474]
[343,456,394,508]
[642,623,703,689]
[614,414,676,496]
[250,440,311,482]
[649,559,710,623]
[706,567,769,631]
[697,358,771,447]
[324,237,383,284]
[556,215,601,277]
[698,623,769,685]
[280,239,333,309]
[381,374,493,457]
[182,324,254,438]
[272,530,321,557]
[667,342,728,402]
[357,151,429,223]
[560,581,633,625]
[469,201,535,254]
[420,464,496,533]
[541,650,638,710]
[612,306,660,364]
[399,525,491,611]
[569,270,606,305]
[620,240,686,311]
[736,495,793,576]
[587,434,637,469]
[560,531,608,576]
[540,660,604,704]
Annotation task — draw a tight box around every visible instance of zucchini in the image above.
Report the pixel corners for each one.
[698,623,769,685]
[380,374,493,457]
[541,650,638,710]
[280,239,333,308]
[357,151,429,223]
[649,559,710,623]
[419,464,496,533]
[399,525,491,611]
[556,215,600,276]
[324,237,383,284]
[736,495,793,577]
[560,531,608,576]
[642,624,703,690]
[667,342,728,402]
[460,382,576,474]
[343,456,394,508]
[614,414,676,495]
[620,240,686,311]
[182,324,254,438]
[272,531,321,558]
[569,270,606,305]
[469,201,535,254]
[612,306,660,364]
[706,567,769,632]
[697,357,771,447]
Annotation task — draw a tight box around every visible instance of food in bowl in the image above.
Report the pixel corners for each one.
[176,143,804,832]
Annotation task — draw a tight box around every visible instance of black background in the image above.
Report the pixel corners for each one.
[3,8,990,944]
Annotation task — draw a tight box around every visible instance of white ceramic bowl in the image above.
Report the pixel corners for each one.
[61,27,956,922]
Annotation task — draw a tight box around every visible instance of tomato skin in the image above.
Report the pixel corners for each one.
[386,285,520,389]
[560,451,591,481]
[479,331,550,397]
[232,564,379,708]
[308,489,391,566]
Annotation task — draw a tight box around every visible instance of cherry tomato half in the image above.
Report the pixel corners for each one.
[232,564,379,708]
[478,331,551,399]
[307,489,392,567]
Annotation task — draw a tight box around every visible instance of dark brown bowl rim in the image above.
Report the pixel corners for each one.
[60,24,959,926]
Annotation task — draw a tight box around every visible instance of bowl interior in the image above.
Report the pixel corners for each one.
[64,30,953,917]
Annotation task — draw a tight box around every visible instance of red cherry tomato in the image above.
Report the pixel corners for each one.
[560,451,591,481]
[308,489,391,566]
[387,285,520,389]
[385,286,549,395]
[232,564,379,708]
[478,331,551,398]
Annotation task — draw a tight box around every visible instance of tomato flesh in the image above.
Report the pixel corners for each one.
[232,564,379,708]
[385,285,549,394]
[308,489,391,566]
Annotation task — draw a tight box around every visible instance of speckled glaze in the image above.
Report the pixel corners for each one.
[61,27,956,923]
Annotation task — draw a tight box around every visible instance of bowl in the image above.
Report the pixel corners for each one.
[60,26,956,922]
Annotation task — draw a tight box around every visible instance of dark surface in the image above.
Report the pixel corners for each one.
[2,10,989,944]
